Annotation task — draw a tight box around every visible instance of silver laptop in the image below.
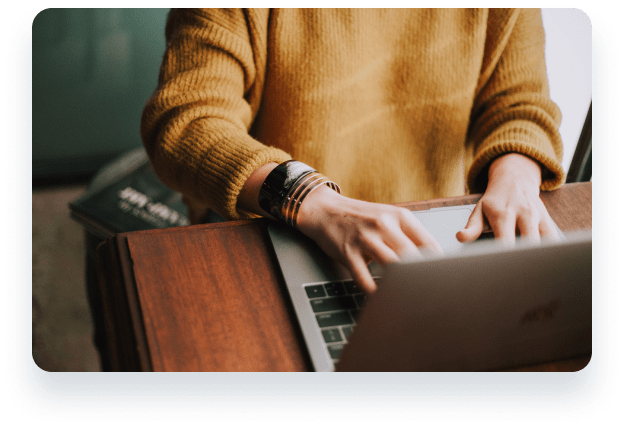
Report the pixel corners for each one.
[266,205,590,371]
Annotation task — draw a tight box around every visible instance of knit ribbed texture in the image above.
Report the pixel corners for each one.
[141,8,564,221]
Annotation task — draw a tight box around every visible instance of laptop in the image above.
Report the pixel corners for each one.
[266,205,591,371]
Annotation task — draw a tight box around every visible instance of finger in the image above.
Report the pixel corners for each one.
[365,221,426,261]
[539,216,561,241]
[530,200,560,241]
[396,237,425,260]
[456,201,484,243]
[488,209,516,245]
[516,213,540,244]
[344,249,378,294]
[398,211,443,255]
[374,221,425,259]
[361,236,402,266]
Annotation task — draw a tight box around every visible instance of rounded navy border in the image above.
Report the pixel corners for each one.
[5,5,619,422]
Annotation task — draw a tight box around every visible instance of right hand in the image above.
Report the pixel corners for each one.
[296,185,443,294]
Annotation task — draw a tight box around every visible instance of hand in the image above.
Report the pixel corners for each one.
[456,153,559,245]
[297,185,443,294]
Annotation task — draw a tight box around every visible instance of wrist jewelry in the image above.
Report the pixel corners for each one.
[259,160,340,228]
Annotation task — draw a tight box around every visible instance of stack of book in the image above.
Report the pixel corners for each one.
[69,148,190,239]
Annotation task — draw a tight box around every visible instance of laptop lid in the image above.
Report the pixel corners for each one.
[336,230,592,371]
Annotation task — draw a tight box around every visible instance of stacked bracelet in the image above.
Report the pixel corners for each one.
[259,160,341,229]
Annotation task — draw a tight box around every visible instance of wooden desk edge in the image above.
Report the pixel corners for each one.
[114,181,591,238]
[96,236,152,371]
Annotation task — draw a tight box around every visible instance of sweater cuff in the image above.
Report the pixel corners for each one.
[195,132,292,221]
[466,120,565,194]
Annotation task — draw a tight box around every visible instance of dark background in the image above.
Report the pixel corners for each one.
[32,8,168,185]
[32,9,169,371]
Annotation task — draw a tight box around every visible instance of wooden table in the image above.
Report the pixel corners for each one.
[96,182,592,372]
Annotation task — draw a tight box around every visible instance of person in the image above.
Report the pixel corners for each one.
[141,8,565,294]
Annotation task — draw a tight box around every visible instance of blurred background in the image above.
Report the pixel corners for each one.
[31,8,591,371]
[32,8,170,371]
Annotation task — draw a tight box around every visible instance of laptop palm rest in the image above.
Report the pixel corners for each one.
[268,205,477,287]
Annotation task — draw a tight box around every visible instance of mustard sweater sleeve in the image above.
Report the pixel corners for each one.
[140,8,291,220]
[466,8,565,193]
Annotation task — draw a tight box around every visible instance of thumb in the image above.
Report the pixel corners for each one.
[456,202,484,243]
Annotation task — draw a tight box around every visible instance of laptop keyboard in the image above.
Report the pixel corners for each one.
[304,279,377,365]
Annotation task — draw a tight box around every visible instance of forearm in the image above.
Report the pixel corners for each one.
[466,8,564,193]
[141,9,290,220]
[237,162,280,219]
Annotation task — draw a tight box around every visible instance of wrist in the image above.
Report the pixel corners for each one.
[238,162,280,218]
[255,160,341,229]
[488,153,542,189]
[297,184,344,234]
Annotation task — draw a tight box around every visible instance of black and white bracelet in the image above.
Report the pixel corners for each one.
[258,160,341,228]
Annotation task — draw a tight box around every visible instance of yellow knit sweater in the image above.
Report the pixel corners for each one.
[141,8,564,221]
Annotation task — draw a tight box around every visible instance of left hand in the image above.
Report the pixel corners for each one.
[456,153,560,245]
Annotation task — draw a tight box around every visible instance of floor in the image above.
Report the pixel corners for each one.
[32,184,101,371]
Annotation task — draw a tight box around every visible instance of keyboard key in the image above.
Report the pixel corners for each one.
[309,296,356,313]
[343,280,360,294]
[321,328,342,343]
[327,343,346,359]
[316,311,353,328]
[324,282,346,296]
[341,325,354,340]
[350,309,360,321]
[305,285,326,298]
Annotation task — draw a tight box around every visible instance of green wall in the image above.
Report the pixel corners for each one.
[32,8,169,180]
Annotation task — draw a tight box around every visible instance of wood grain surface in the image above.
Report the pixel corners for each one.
[125,220,312,371]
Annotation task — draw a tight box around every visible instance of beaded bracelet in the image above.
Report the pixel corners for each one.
[259,160,341,228]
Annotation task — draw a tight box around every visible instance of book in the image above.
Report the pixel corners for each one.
[69,149,190,239]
